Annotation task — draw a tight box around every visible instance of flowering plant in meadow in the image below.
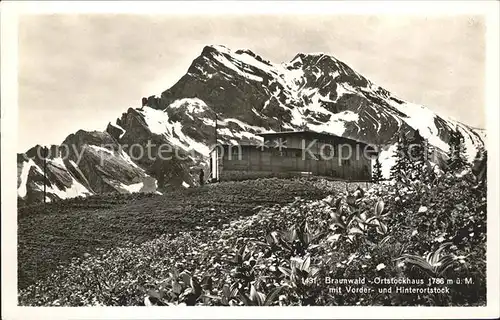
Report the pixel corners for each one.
[18,167,486,306]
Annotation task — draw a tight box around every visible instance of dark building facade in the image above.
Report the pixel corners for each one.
[209,130,377,182]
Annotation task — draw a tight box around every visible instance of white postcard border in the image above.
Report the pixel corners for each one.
[1,1,499,319]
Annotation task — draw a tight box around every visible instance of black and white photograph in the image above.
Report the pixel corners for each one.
[1,1,499,319]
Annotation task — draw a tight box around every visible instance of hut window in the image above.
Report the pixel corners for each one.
[230,147,242,160]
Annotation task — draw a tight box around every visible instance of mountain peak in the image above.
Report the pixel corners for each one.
[200,45,267,64]
[291,52,325,61]
[202,44,231,55]
[18,45,486,204]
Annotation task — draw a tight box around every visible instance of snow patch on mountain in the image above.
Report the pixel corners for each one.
[218,118,267,132]
[32,157,92,199]
[109,122,126,139]
[39,178,91,200]
[336,83,355,100]
[289,107,304,127]
[18,159,42,198]
[87,145,114,155]
[168,98,208,114]
[473,128,487,142]
[139,106,210,156]
[234,52,273,73]
[69,160,80,169]
[289,54,303,65]
[307,111,359,137]
[215,117,271,144]
[210,49,264,82]
[48,157,66,169]
[218,127,260,143]
[172,122,211,156]
[279,68,306,93]
[140,106,171,135]
[387,99,450,152]
[119,181,144,193]
[456,124,482,162]
[303,97,330,115]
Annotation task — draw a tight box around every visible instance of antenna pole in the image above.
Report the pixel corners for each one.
[215,113,218,144]
[43,146,47,204]
[215,112,218,182]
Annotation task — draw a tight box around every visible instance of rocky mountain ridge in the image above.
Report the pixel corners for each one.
[17,44,485,204]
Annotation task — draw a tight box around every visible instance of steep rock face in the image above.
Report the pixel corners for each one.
[17,44,485,204]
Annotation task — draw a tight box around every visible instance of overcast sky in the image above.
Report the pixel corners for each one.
[18,14,485,151]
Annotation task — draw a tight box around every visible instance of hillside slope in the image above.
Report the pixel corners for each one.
[18,177,339,289]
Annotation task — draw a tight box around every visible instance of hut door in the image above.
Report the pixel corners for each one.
[210,149,219,181]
